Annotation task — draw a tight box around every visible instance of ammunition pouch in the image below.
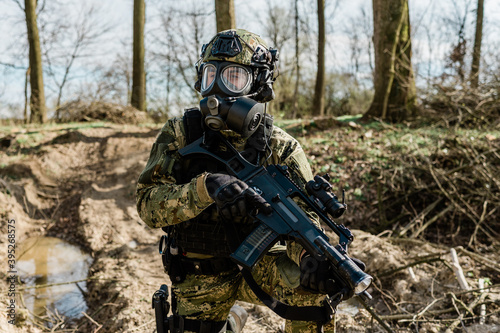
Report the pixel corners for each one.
[177,256,237,276]
[161,235,237,283]
[163,254,237,283]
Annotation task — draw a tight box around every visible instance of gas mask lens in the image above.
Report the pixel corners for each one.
[221,65,251,93]
[201,64,216,91]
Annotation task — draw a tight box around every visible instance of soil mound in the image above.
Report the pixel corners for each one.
[57,100,150,124]
[1,122,498,332]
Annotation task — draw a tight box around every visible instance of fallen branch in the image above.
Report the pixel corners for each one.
[397,197,443,237]
[377,255,443,278]
[397,308,500,323]
[358,296,394,333]
[81,311,103,333]
[445,289,489,333]
[411,205,453,238]
[16,277,126,291]
[455,246,500,274]
[450,248,469,290]
[74,290,121,332]
[479,278,486,325]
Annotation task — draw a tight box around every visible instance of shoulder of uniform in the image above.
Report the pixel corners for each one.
[268,125,305,161]
[271,125,299,146]
[155,116,187,148]
[160,116,184,134]
[159,116,186,138]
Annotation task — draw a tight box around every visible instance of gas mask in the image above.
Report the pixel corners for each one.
[198,61,264,138]
[193,29,279,138]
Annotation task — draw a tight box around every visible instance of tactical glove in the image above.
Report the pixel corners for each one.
[205,173,272,221]
[299,254,366,297]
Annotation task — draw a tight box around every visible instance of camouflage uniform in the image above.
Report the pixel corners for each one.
[136,29,339,332]
[137,117,335,332]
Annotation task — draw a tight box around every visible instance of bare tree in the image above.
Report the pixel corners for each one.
[25,0,46,123]
[25,2,115,118]
[51,5,113,117]
[443,0,473,84]
[132,0,146,110]
[150,1,214,108]
[345,6,374,78]
[363,0,416,122]
[255,0,293,115]
[215,0,235,32]
[292,0,300,118]
[78,49,131,105]
[312,0,325,116]
[470,0,484,88]
[24,68,29,123]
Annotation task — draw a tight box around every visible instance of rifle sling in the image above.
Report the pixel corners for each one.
[238,266,333,325]
[224,220,333,328]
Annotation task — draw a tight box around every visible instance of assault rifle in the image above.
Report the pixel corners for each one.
[178,132,373,309]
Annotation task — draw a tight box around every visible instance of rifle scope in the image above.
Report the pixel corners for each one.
[306,175,346,218]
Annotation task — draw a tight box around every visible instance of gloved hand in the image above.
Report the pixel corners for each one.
[205,173,272,220]
[299,254,366,296]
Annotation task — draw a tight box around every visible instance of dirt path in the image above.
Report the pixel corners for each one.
[1,123,499,332]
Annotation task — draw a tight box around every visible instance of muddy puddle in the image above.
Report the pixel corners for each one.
[17,237,93,323]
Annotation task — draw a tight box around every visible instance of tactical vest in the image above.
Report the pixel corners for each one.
[170,108,273,257]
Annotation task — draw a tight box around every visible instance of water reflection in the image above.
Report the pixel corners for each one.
[17,237,93,321]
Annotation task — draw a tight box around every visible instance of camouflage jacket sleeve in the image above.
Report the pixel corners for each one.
[136,117,213,229]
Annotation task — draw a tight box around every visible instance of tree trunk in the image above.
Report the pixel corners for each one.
[470,0,484,89]
[215,0,235,32]
[131,0,146,111]
[25,0,47,124]
[363,0,416,122]
[292,0,300,119]
[312,0,326,116]
[24,67,30,124]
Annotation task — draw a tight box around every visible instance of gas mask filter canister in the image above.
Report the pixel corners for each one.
[200,95,264,138]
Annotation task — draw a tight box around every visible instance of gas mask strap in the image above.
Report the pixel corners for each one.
[263,104,274,166]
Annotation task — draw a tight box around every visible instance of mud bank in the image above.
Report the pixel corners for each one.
[1,123,498,332]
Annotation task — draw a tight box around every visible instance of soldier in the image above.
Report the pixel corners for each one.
[137,29,363,333]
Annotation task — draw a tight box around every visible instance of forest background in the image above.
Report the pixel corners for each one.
[1,0,500,122]
[0,0,499,332]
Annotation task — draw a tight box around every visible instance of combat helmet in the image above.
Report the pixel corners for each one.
[194,29,279,103]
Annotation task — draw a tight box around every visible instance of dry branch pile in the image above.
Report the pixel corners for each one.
[57,100,149,124]
[423,87,500,129]
[299,122,499,250]
[299,121,500,331]
[376,134,500,249]
[352,233,500,332]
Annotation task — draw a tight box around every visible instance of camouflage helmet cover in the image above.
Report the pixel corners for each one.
[199,29,274,68]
